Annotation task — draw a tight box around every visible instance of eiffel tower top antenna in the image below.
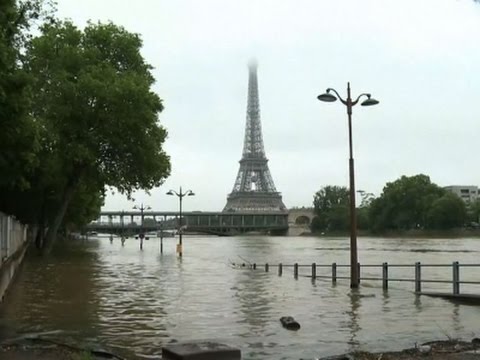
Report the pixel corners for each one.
[248,58,258,71]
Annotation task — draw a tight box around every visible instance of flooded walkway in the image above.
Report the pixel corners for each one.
[1,236,479,359]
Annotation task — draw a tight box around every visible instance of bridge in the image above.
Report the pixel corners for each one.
[87,211,289,236]
[287,207,315,236]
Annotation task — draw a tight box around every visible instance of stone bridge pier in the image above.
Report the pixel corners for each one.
[287,208,315,236]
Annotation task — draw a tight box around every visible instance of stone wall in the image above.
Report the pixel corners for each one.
[0,212,28,302]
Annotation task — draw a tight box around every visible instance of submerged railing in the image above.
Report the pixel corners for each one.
[245,262,480,295]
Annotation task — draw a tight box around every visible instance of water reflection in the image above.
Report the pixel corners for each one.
[382,289,390,312]
[230,237,283,358]
[346,290,361,349]
[233,271,272,333]
[451,304,461,333]
[414,293,423,311]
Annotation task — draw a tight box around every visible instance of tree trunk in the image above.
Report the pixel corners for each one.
[35,194,48,250]
[42,178,79,253]
[35,224,44,249]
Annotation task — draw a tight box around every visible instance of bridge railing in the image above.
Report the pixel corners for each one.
[242,261,480,295]
[92,212,290,227]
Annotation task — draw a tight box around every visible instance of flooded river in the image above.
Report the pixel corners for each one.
[1,235,480,359]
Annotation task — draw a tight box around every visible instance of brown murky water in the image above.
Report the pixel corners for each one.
[1,235,479,359]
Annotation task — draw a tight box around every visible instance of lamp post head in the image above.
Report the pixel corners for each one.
[317,90,337,103]
[361,95,379,106]
[133,205,138,210]
[188,192,195,196]
[166,190,174,196]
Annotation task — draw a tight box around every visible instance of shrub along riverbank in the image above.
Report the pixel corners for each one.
[312,175,480,236]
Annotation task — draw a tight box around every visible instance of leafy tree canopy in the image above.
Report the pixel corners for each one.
[369,174,448,231]
[26,20,171,195]
[0,0,51,189]
[11,19,171,248]
[426,192,467,230]
[313,185,349,213]
[467,200,480,224]
[313,185,349,232]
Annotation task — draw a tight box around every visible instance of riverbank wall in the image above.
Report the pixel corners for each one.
[0,212,28,302]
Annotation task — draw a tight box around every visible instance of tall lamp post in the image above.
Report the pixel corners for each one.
[121,210,126,246]
[133,203,151,250]
[167,187,195,257]
[317,82,379,288]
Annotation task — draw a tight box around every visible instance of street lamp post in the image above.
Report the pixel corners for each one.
[133,203,151,250]
[317,82,379,288]
[121,210,125,246]
[167,186,195,257]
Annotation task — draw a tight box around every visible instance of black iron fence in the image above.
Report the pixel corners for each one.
[246,261,480,295]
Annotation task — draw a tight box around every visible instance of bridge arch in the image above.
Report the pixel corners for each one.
[288,208,315,226]
[295,215,311,225]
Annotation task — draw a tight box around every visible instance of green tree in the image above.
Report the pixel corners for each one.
[62,180,105,233]
[356,190,375,230]
[314,186,349,213]
[310,216,324,232]
[23,20,171,249]
[369,174,445,231]
[357,190,375,208]
[313,185,349,232]
[467,200,480,225]
[356,207,370,230]
[0,0,46,190]
[426,192,467,230]
[142,218,157,227]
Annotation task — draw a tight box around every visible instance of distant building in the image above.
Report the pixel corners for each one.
[444,185,479,203]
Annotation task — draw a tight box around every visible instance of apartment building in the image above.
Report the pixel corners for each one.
[444,185,479,203]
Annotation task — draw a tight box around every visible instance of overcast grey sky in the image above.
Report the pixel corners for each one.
[56,0,480,212]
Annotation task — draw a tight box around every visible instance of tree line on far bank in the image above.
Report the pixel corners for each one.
[0,1,171,251]
[312,174,480,234]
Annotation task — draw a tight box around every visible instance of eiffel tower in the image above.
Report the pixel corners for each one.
[223,60,287,213]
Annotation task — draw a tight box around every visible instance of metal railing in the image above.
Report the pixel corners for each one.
[0,212,27,265]
[246,261,480,295]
